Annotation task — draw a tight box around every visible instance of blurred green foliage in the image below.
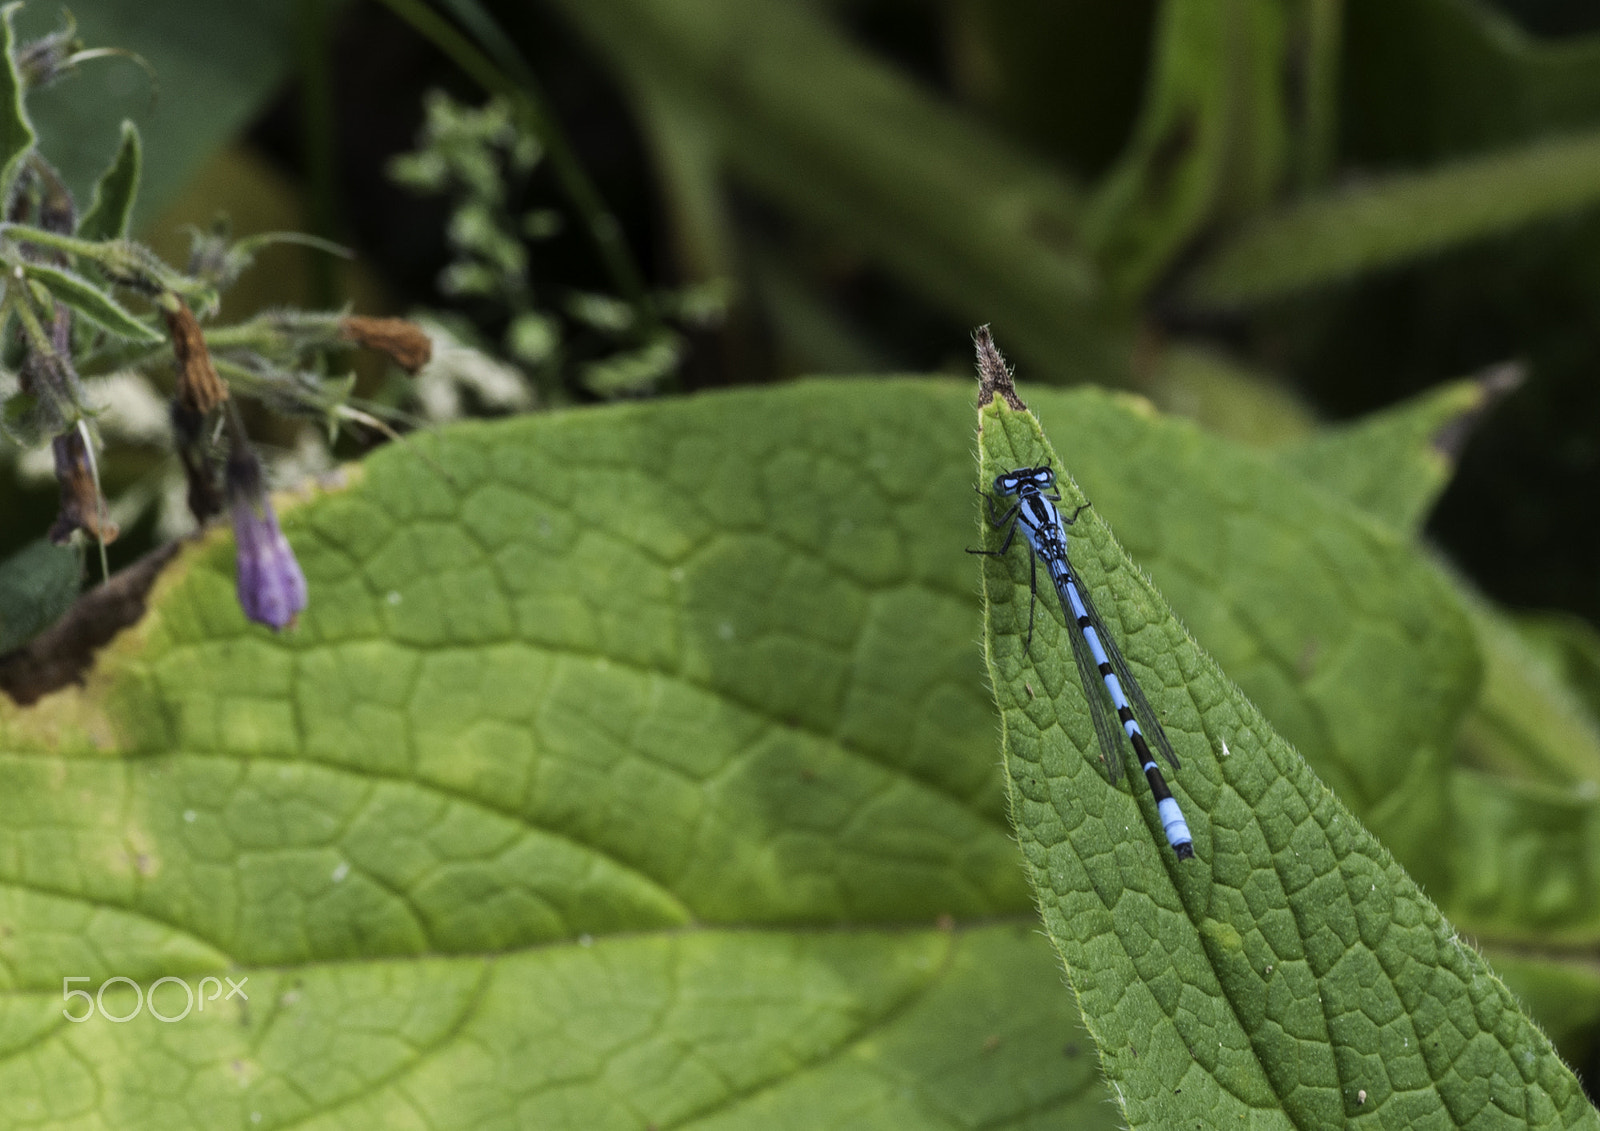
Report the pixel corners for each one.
[518,0,1600,626]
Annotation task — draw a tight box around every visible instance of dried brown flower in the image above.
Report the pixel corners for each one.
[340,315,433,372]
[48,429,118,545]
[162,298,228,415]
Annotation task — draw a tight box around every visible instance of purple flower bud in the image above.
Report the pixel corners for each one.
[227,450,307,631]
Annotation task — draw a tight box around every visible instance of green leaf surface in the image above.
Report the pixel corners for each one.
[77,119,142,243]
[1296,382,1600,969]
[1273,369,1519,533]
[974,390,1595,1128]
[1182,125,1600,305]
[1262,371,1600,960]
[23,260,161,343]
[0,378,1585,1125]
[1484,951,1600,1075]
[1029,389,1478,892]
[0,381,1113,1129]
[0,2,36,204]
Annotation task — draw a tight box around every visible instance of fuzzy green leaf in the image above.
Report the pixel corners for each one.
[1264,370,1600,914]
[1485,950,1600,1074]
[1277,368,1600,1055]
[77,120,142,243]
[24,261,161,343]
[975,389,1595,1128]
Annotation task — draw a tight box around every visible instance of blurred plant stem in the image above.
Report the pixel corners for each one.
[294,0,340,308]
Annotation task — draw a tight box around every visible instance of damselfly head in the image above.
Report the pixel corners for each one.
[994,466,1054,496]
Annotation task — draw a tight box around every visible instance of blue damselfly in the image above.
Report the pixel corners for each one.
[973,465,1195,859]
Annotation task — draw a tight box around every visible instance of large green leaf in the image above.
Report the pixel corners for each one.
[0,381,1109,1129]
[1270,378,1600,906]
[1270,364,1600,1065]
[974,387,1595,1127]
[0,378,1585,1125]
